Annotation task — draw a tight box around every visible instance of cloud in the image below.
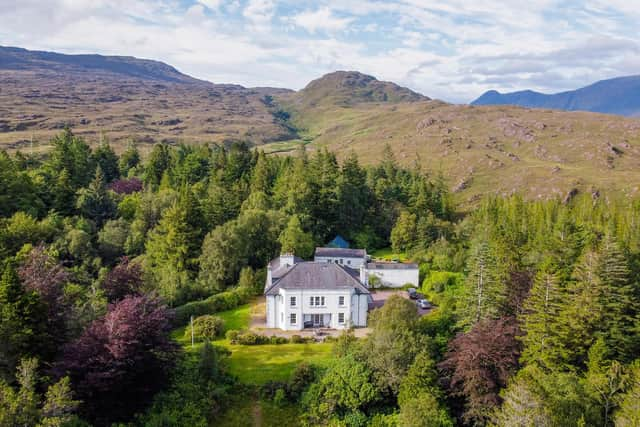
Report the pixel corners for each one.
[290,7,354,34]
[198,0,221,11]
[0,0,638,103]
[243,0,275,31]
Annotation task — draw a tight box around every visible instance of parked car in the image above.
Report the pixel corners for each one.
[407,288,419,299]
[417,299,432,309]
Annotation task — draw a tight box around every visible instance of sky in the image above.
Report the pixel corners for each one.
[1,0,639,103]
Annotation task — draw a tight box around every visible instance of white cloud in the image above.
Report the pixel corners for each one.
[290,7,354,34]
[197,0,221,11]
[243,0,275,31]
[0,0,638,103]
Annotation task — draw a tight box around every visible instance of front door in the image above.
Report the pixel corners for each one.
[312,313,323,327]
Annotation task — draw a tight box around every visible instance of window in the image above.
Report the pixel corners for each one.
[290,296,296,307]
[310,296,325,306]
[339,296,345,306]
[347,260,351,265]
[338,313,345,324]
[290,313,297,324]
[339,258,344,264]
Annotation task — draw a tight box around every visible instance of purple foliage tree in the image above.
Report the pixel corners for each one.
[57,295,177,424]
[108,177,143,195]
[18,244,70,355]
[101,257,144,302]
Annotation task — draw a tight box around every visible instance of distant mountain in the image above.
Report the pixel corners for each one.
[3,46,640,203]
[471,75,640,117]
[0,45,295,147]
[0,45,205,84]
[289,71,428,109]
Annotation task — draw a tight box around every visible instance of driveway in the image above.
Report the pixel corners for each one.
[369,289,432,316]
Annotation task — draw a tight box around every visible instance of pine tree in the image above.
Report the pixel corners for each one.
[520,263,566,369]
[596,234,637,360]
[92,139,120,183]
[459,239,507,328]
[250,150,271,194]
[0,263,47,380]
[278,215,314,258]
[76,167,116,227]
[559,250,604,367]
[145,199,195,305]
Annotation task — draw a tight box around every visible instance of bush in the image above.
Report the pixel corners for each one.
[186,315,225,342]
[173,287,253,325]
[226,330,239,343]
[270,335,289,344]
[421,271,463,298]
[290,335,303,344]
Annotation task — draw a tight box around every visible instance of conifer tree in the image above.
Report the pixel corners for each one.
[596,234,637,360]
[76,167,116,227]
[459,239,507,328]
[145,199,195,305]
[250,150,271,194]
[520,263,566,369]
[92,140,119,183]
[278,215,314,258]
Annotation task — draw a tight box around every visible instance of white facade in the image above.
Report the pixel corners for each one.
[314,255,365,269]
[366,264,420,288]
[265,288,368,331]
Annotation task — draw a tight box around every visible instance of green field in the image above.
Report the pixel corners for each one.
[218,394,302,427]
[171,302,334,386]
[226,342,333,384]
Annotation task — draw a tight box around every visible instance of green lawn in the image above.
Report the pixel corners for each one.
[170,303,252,346]
[225,342,333,384]
[218,394,302,427]
[217,303,252,331]
[369,247,409,262]
[170,302,334,386]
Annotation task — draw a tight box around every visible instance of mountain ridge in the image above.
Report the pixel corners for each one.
[472,75,640,117]
[2,45,640,204]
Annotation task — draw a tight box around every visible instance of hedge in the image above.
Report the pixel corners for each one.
[173,286,253,326]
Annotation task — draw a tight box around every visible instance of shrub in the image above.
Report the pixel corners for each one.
[273,388,287,407]
[226,330,239,344]
[269,335,289,344]
[421,271,463,299]
[186,315,225,342]
[173,287,253,325]
[290,335,303,344]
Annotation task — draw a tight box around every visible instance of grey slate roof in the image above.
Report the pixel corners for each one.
[269,255,303,280]
[314,247,366,258]
[265,262,370,296]
[367,262,419,270]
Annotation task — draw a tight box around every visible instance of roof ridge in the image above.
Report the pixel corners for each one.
[264,262,300,295]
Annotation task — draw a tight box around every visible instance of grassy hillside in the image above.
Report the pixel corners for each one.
[274,75,640,204]
[2,46,640,203]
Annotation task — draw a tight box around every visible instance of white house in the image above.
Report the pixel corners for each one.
[313,247,367,269]
[366,262,420,288]
[264,254,370,331]
[264,248,421,331]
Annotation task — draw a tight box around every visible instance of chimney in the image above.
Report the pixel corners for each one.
[267,264,273,286]
[359,263,367,286]
[280,253,295,268]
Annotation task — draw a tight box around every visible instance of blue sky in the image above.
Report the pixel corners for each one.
[1,0,639,103]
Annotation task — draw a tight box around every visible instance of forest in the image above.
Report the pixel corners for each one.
[0,128,639,426]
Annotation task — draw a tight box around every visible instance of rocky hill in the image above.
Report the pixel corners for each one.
[2,46,640,203]
[0,46,295,153]
[472,75,640,117]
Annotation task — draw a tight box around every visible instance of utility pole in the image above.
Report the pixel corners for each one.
[190,315,194,348]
